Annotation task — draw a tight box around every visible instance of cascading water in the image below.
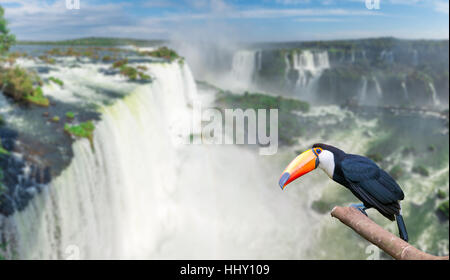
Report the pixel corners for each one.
[285,50,329,95]
[230,50,257,89]
[358,76,368,104]
[401,81,409,101]
[372,76,383,99]
[429,82,440,107]
[4,58,322,259]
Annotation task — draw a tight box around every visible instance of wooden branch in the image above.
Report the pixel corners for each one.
[331,206,449,260]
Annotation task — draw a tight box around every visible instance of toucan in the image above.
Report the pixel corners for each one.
[279,143,408,242]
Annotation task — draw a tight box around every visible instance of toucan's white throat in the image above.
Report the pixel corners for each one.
[318,150,335,178]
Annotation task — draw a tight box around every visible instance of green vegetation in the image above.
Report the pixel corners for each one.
[112,58,151,81]
[24,86,49,107]
[402,146,416,156]
[102,55,113,62]
[216,91,309,145]
[437,200,449,219]
[47,47,99,59]
[112,58,128,68]
[0,5,15,55]
[216,91,309,112]
[178,57,185,66]
[0,139,9,156]
[412,165,429,177]
[0,67,49,107]
[257,49,287,84]
[138,72,151,80]
[437,189,447,199]
[48,77,64,87]
[119,65,138,80]
[65,111,75,119]
[38,55,55,64]
[0,51,27,65]
[64,121,95,144]
[51,116,60,123]
[139,46,180,62]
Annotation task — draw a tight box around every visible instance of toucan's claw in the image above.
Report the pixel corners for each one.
[350,203,368,217]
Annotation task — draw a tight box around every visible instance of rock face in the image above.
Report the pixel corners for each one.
[245,38,449,107]
[0,127,52,216]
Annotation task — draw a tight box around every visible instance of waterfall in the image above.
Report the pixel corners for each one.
[287,50,329,94]
[5,61,319,260]
[256,50,262,72]
[401,81,409,101]
[380,50,394,64]
[230,50,257,89]
[372,76,383,99]
[358,76,368,104]
[429,82,440,107]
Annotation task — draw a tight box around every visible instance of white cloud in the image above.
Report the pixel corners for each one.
[0,0,446,41]
[232,8,383,18]
[0,0,168,40]
[434,0,449,14]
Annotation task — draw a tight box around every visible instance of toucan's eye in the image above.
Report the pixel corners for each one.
[316,149,321,154]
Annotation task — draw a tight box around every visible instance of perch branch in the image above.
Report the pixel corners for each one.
[330,206,449,260]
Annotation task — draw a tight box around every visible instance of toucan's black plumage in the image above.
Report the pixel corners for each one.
[312,143,408,241]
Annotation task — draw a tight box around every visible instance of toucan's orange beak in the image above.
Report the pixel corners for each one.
[279,149,319,190]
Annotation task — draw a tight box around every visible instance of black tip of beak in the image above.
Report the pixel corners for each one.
[279,172,290,190]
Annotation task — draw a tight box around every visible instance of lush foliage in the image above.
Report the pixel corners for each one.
[64,121,95,141]
[412,165,430,176]
[48,77,64,86]
[112,59,151,81]
[0,5,15,55]
[65,111,75,119]
[438,200,449,219]
[217,91,310,112]
[0,66,49,106]
[140,46,180,61]
[0,139,9,156]
[216,91,310,145]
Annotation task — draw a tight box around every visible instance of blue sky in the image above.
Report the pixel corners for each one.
[0,0,448,41]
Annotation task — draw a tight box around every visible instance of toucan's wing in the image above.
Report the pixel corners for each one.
[341,155,404,205]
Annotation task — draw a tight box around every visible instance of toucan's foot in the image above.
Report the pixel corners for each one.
[350,203,368,217]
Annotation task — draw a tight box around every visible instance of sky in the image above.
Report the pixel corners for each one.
[0,0,448,42]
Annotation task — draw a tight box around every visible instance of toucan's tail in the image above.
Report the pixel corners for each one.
[396,213,408,242]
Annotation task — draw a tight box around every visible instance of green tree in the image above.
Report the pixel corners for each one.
[0,5,15,55]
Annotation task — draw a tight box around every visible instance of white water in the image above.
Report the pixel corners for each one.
[6,60,320,259]
[358,76,368,104]
[429,82,440,107]
[372,76,383,99]
[286,50,329,95]
[380,50,394,64]
[401,81,409,101]
[230,50,257,89]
